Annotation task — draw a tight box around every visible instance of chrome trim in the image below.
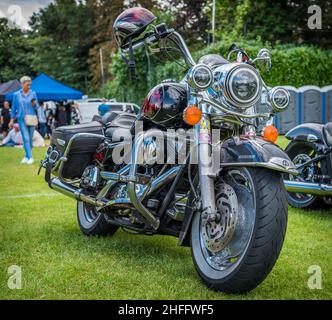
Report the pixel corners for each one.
[56,139,66,147]
[127,131,162,230]
[50,178,105,207]
[57,132,105,184]
[268,87,290,112]
[140,166,181,200]
[188,64,213,90]
[197,92,270,120]
[97,165,130,199]
[168,31,196,67]
[197,105,217,220]
[284,180,332,196]
[307,134,318,143]
[98,166,181,210]
[213,63,262,109]
[219,157,298,175]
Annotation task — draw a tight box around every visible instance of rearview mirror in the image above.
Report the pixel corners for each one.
[254,48,272,72]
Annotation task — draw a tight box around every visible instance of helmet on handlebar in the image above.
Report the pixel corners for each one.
[113,7,157,50]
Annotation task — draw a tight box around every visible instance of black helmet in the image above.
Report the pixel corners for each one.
[141,83,189,128]
[113,7,157,49]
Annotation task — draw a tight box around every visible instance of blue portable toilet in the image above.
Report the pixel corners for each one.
[322,85,332,124]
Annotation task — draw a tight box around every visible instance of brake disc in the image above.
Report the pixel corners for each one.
[201,182,238,254]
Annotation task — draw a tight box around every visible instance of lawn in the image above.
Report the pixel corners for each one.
[0,136,331,300]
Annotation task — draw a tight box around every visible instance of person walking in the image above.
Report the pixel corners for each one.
[1,101,11,137]
[37,101,47,138]
[9,76,39,164]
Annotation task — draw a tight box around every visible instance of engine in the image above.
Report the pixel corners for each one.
[80,166,100,190]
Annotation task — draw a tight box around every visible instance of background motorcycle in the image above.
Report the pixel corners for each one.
[40,8,297,294]
[284,122,332,209]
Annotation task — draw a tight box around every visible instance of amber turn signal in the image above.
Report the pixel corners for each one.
[263,125,279,143]
[183,105,202,126]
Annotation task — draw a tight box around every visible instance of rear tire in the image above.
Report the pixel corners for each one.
[285,141,329,210]
[190,168,288,294]
[77,201,119,236]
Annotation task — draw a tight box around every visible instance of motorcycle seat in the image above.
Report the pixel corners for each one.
[51,111,137,152]
[323,122,332,145]
[104,112,137,141]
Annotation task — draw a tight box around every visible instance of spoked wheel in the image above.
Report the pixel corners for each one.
[190,168,288,294]
[285,141,328,209]
[77,202,119,236]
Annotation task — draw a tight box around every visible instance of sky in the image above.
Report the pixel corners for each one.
[0,0,54,29]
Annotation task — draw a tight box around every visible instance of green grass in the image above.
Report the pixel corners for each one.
[0,137,331,300]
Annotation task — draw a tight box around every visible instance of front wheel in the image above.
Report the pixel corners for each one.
[190,168,288,294]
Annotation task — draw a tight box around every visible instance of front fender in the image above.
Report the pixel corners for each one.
[219,136,297,175]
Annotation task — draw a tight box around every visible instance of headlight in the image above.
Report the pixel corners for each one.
[269,87,290,112]
[188,64,213,90]
[212,63,262,109]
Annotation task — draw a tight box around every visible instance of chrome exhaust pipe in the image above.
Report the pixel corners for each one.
[284,180,332,196]
[50,178,105,207]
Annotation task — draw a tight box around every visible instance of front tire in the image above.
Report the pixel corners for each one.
[190,168,288,294]
[77,202,119,237]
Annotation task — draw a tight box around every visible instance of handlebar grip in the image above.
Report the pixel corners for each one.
[129,65,137,81]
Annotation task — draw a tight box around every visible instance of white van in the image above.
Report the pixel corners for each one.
[75,99,140,123]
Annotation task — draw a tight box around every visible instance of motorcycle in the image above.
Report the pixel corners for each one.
[40,7,297,293]
[284,122,332,209]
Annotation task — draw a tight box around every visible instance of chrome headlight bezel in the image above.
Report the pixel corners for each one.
[268,87,290,112]
[211,63,263,109]
[187,64,213,90]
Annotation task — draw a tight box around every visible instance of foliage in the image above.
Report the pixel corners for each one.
[163,0,210,45]
[214,0,332,47]
[1,0,332,96]
[0,19,31,82]
[28,0,95,92]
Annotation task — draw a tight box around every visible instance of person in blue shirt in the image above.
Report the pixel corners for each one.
[98,98,110,117]
[9,76,40,164]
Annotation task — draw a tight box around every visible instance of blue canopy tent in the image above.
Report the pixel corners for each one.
[5,73,83,101]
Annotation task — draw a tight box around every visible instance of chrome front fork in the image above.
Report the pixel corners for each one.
[196,104,217,218]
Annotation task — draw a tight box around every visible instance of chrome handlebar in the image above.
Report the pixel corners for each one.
[167,31,196,67]
[123,28,196,68]
[122,27,275,123]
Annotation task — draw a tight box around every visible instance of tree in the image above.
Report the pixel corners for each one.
[0,18,31,82]
[164,0,210,45]
[28,0,95,91]
[215,0,332,47]
[86,0,124,92]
